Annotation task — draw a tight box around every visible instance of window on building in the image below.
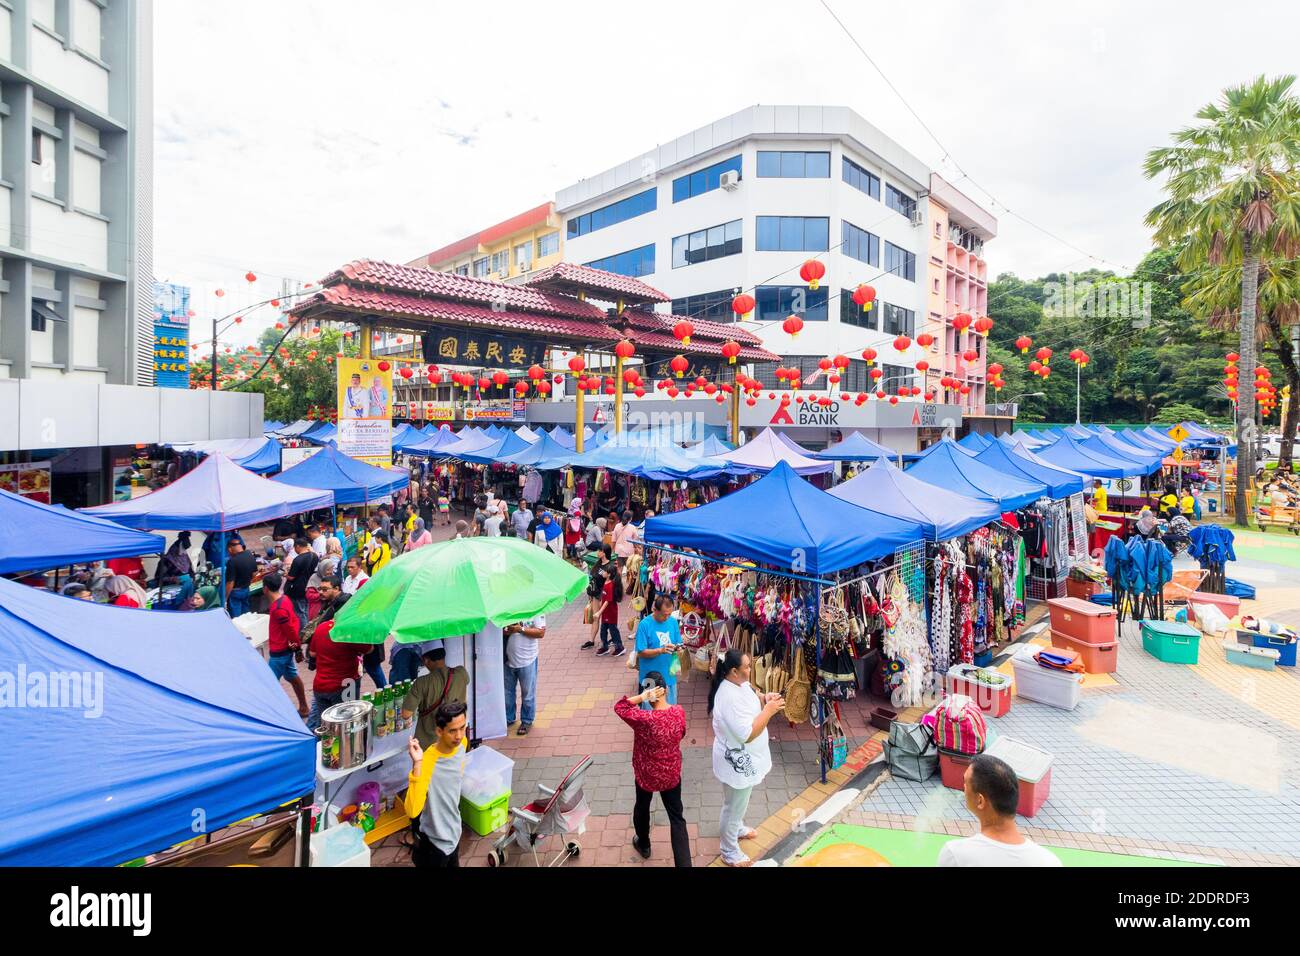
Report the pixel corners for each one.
[473,257,490,278]
[885,184,918,220]
[585,243,656,278]
[30,302,61,332]
[841,156,880,199]
[32,130,44,166]
[840,289,879,330]
[884,241,916,281]
[567,187,657,238]
[455,264,470,277]
[933,277,940,293]
[490,250,509,274]
[754,285,828,323]
[880,302,916,337]
[514,242,533,272]
[881,363,915,393]
[536,232,560,258]
[756,151,831,178]
[670,289,739,321]
[756,216,829,252]
[934,221,942,238]
[672,154,742,202]
[841,220,880,266]
[671,219,742,268]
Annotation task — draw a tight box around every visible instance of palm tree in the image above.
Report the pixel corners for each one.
[1145,75,1300,525]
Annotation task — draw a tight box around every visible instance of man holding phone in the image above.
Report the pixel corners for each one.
[634,596,682,705]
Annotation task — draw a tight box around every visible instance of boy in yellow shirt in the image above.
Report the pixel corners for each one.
[404,700,469,867]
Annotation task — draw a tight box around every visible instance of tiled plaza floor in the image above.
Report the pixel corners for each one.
[297,511,1300,868]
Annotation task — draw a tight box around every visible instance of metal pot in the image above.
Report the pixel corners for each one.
[319,700,372,770]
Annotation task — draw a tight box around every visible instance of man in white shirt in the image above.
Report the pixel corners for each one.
[341,556,369,596]
[937,755,1062,867]
[483,503,504,538]
[502,615,546,736]
[306,524,327,558]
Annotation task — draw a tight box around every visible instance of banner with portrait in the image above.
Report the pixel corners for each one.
[336,357,392,466]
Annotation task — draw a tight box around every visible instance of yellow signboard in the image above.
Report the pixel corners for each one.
[1172,447,1185,462]
[337,356,392,466]
[1166,424,1189,444]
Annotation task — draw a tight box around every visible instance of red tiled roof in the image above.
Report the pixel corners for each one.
[303,284,621,341]
[620,309,764,346]
[301,260,605,321]
[417,203,555,267]
[523,263,670,304]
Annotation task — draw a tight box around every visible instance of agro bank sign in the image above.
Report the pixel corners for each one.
[740,398,964,431]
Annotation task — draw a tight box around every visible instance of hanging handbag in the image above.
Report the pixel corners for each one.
[820,707,848,770]
[783,646,811,724]
[751,651,770,694]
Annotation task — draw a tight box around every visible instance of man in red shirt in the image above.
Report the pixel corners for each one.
[264,572,308,718]
[306,587,364,731]
[614,671,690,867]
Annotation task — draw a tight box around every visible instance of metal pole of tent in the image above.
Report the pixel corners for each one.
[219,530,228,613]
[1075,361,1081,425]
[813,580,825,785]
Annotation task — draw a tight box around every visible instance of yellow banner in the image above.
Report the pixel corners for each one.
[337,356,392,466]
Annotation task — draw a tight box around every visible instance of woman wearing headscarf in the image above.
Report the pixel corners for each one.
[406,516,434,552]
[584,516,606,554]
[106,575,150,609]
[534,511,563,557]
[316,536,344,581]
[189,586,221,610]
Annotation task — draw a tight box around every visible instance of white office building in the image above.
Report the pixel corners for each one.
[556,105,994,404]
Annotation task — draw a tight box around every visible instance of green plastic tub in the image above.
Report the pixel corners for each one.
[1140,619,1200,665]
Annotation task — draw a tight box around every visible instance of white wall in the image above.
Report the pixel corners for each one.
[73,305,99,366]
[30,197,108,270]
[30,26,110,114]
[30,0,56,30]
[0,5,12,61]
[73,0,101,58]
[74,149,101,211]
[0,184,11,246]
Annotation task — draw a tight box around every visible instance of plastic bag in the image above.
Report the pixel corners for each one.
[1190,602,1230,637]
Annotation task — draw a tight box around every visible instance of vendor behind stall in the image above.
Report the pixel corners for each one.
[402,647,470,749]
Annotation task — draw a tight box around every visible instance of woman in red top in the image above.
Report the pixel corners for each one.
[106,575,148,608]
[306,593,365,731]
[614,672,691,867]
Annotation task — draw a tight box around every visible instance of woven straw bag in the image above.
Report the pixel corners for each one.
[783,646,811,724]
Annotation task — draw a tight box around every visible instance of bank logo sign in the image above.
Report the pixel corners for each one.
[747,398,960,430]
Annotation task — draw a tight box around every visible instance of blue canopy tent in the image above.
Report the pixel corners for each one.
[1034,433,1147,479]
[1003,431,1047,450]
[404,428,463,456]
[392,423,428,451]
[548,426,577,449]
[276,420,314,438]
[421,423,449,437]
[957,432,992,452]
[829,460,999,540]
[0,489,165,575]
[1180,421,1223,442]
[1122,429,1174,453]
[572,440,729,481]
[272,443,408,506]
[685,435,737,458]
[0,576,316,866]
[1100,430,1172,463]
[645,461,925,576]
[1139,426,1179,449]
[1064,424,1095,439]
[713,427,832,475]
[455,430,533,465]
[1004,442,1091,491]
[169,437,282,475]
[302,422,337,445]
[975,439,1085,499]
[1075,432,1164,474]
[263,420,285,432]
[1091,424,1115,434]
[811,431,895,461]
[496,432,580,470]
[432,428,498,458]
[907,440,1047,509]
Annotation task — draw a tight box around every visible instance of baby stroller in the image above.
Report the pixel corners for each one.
[487,754,592,867]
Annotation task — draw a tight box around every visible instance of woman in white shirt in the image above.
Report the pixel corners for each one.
[708,648,786,867]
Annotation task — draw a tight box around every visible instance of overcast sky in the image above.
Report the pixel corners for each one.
[155,0,1300,346]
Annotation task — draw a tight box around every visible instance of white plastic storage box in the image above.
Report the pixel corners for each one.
[309,823,371,867]
[1010,645,1084,711]
[461,745,515,806]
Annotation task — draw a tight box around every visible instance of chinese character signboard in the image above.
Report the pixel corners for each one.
[421,329,546,369]
[425,402,454,421]
[152,281,191,388]
[0,462,51,503]
[337,357,392,466]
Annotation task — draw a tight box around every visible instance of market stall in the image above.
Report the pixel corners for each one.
[907,439,1048,510]
[810,431,895,462]
[272,443,409,507]
[0,488,165,576]
[0,576,316,866]
[169,436,284,475]
[712,427,832,476]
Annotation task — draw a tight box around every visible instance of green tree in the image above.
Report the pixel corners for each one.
[1144,74,1300,523]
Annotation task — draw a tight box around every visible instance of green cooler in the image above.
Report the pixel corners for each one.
[1140,619,1200,664]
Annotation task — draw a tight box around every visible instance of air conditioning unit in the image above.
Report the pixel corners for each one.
[720,170,741,191]
[909,207,923,227]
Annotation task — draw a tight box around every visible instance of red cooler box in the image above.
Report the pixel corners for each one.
[984,737,1053,817]
[944,664,1013,717]
[939,750,974,790]
[1047,597,1116,645]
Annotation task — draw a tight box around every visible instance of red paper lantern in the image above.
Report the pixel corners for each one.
[963,350,978,363]
[492,370,508,389]
[670,355,689,378]
[604,385,617,395]
[1035,347,1053,364]
[870,368,883,380]
[274,322,285,330]
[568,356,585,375]
[1028,360,1042,374]
[704,382,718,395]
[1040,367,1052,380]
[916,360,930,372]
[1226,352,1240,362]
[829,374,841,385]
[851,284,877,312]
[377,361,391,372]
[893,335,911,352]
[924,391,936,401]
[614,339,636,360]
[245,271,257,283]
[861,347,878,366]
[916,333,934,348]
[952,313,972,332]
[833,354,850,370]
[889,396,899,405]
[694,375,708,388]
[428,369,442,384]
[876,390,886,399]
[799,259,826,290]
[667,386,679,399]
[721,340,741,364]
[746,397,756,407]
[515,381,528,395]
[634,386,646,398]
[1016,335,1032,354]
[818,358,832,372]
[782,315,804,338]
[478,376,492,390]
[987,362,1003,376]
[974,316,993,336]
[1069,348,1083,362]
[673,320,694,345]
[731,293,756,319]
[715,394,726,404]
[623,369,639,386]
[214,289,225,298]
